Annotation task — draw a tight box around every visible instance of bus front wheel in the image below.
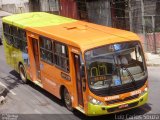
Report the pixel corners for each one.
[19,64,27,83]
[63,88,73,111]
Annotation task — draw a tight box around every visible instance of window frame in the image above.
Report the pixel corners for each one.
[3,23,13,45]
[2,22,27,53]
[54,41,69,72]
[10,26,20,48]
[18,28,27,53]
[39,36,70,73]
[40,36,54,64]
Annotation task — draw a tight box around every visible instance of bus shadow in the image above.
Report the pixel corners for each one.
[0,70,23,97]
[27,80,64,106]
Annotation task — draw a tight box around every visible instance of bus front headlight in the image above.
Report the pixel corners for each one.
[140,87,148,96]
[88,96,105,105]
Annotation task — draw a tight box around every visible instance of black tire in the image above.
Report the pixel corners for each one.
[63,88,73,111]
[0,38,2,45]
[19,64,27,83]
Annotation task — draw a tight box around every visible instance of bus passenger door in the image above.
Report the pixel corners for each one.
[74,54,84,107]
[27,34,41,83]
[31,38,41,81]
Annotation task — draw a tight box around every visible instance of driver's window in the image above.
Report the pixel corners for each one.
[136,46,143,62]
[130,46,143,62]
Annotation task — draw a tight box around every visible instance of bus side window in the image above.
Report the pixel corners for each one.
[11,26,20,48]
[19,29,27,41]
[19,29,27,53]
[3,23,13,45]
[40,36,53,64]
[54,42,69,72]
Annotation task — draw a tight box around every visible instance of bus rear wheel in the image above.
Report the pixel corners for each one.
[19,64,27,83]
[63,88,73,111]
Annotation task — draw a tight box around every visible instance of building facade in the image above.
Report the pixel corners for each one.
[1,0,160,52]
[29,0,112,26]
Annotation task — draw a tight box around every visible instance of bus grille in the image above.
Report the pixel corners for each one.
[106,94,139,105]
[107,101,139,113]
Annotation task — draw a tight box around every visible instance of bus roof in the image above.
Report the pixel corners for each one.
[2,12,140,52]
[2,12,76,28]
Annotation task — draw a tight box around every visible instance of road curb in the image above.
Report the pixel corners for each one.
[146,63,160,67]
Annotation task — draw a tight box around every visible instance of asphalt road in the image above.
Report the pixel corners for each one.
[0,45,160,120]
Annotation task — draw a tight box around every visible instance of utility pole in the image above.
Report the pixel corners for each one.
[141,0,147,51]
[129,0,133,31]
[152,16,157,54]
[0,0,2,9]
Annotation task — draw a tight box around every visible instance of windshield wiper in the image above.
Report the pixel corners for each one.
[121,64,137,89]
[107,78,113,95]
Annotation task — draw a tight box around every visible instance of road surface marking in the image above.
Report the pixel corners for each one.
[0,81,16,95]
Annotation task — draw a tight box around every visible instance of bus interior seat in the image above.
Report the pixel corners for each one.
[98,64,107,75]
[120,65,143,78]
[91,67,98,77]
[120,56,128,65]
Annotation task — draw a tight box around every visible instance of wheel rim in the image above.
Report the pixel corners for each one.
[64,89,72,110]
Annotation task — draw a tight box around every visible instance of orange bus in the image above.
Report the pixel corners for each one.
[2,12,148,116]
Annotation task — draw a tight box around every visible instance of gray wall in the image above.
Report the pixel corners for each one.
[1,3,29,13]
[40,0,59,13]
[86,0,112,26]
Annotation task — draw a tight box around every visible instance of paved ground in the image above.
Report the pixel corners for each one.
[0,45,160,120]
[145,52,160,66]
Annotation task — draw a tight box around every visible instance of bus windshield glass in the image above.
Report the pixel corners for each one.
[85,41,147,90]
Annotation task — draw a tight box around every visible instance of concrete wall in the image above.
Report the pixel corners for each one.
[29,0,59,14]
[138,33,160,52]
[86,0,112,26]
[1,0,28,5]
[40,0,59,13]
[0,0,29,13]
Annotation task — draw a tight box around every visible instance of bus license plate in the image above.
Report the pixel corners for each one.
[119,104,128,109]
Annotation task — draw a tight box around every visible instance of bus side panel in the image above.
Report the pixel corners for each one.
[12,47,24,72]
[40,61,62,99]
[3,38,14,68]
[3,35,30,80]
[40,61,74,101]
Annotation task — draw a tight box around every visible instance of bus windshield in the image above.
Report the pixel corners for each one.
[85,41,147,90]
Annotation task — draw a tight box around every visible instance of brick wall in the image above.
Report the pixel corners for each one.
[138,33,160,52]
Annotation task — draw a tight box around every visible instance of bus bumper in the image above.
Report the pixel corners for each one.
[87,92,148,116]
